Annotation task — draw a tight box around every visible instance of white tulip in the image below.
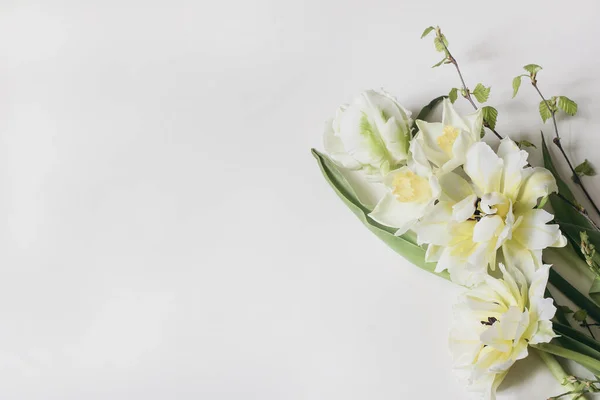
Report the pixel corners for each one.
[449,263,557,400]
[414,99,483,175]
[413,138,566,286]
[323,90,413,179]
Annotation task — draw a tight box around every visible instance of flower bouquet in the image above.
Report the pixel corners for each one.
[312,26,600,399]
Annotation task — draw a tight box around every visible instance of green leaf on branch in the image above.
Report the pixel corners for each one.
[472,83,491,103]
[523,64,543,74]
[481,106,498,130]
[421,26,435,38]
[573,309,588,322]
[558,96,578,116]
[448,88,458,103]
[517,140,537,149]
[433,35,449,52]
[539,100,553,123]
[512,76,522,98]
[574,159,596,178]
[432,58,446,68]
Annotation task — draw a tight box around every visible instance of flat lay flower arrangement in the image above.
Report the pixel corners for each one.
[312,26,600,399]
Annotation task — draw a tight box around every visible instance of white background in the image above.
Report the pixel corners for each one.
[1,1,600,399]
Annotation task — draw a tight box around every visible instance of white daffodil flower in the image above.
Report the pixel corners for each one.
[449,263,557,400]
[368,139,440,235]
[414,99,483,175]
[323,90,413,179]
[413,138,566,286]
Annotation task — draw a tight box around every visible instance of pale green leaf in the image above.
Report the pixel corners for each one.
[573,309,588,322]
[539,100,552,123]
[558,96,578,116]
[574,159,596,178]
[472,83,490,103]
[523,64,543,74]
[512,76,522,98]
[481,106,498,130]
[431,58,446,68]
[448,87,458,103]
[421,26,435,38]
[433,35,448,52]
[517,140,537,149]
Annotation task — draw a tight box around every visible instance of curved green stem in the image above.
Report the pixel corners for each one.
[535,348,582,398]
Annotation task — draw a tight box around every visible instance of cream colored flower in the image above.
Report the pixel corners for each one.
[449,264,557,400]
[323,90,413,179]
[413,138,566,286]
[414,99,483,175]
[369,139,440,235]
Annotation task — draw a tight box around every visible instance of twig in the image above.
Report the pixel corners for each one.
[438,35,503,140]
[533,81,600,217]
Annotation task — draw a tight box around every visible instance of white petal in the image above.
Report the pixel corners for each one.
[501,241,540,283]
[323,119,361,169]
[464,142,503,195]
[516,167,558,210]
[552,234,568,248]
[425,244,444,263]
[461,109,484,142]
[497,138,528,200]
[413,201,453,246]
[453,194,477,222]
[480,192,505,215]
[512,209,564,250]
[379,116,409,163]
[414,122,449,167]
[448,260,487,287]
[441,98,471,132]
[437,130,474,175]
[534,297,557,321]
[408,138,432,177]
[438,172,475,203]
[473,215,504,243]
[528,264,551,300]
[369,192,423,234]
[529,320,557,344]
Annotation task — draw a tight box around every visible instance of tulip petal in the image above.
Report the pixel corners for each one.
[453,194,477,222]
[413,201,453,246]
[473,215,504,243]
[369,192,424,235]
[438,172,474,203]
[323,120,361,169]
[464,142,503,195]
[512,209,563,250]
[497,138,528,200]
[516,167,558,211]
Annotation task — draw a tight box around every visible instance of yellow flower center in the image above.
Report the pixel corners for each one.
[494,200,510,218]
[391,170,432,203]
[437,125,460,156]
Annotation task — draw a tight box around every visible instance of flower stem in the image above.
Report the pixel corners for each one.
[532,81,600,218]
[534,349,583,399]
[437,31,503,140]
